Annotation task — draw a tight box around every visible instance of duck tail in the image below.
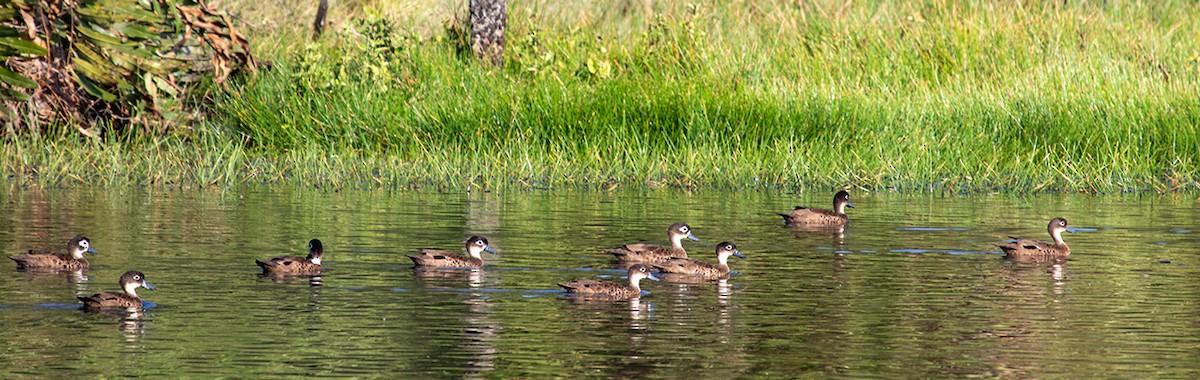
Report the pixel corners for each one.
[255,259,275,269]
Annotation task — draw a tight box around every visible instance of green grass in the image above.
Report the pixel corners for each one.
[4,0,1200,192]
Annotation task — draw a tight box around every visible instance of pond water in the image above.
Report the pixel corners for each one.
[0,188,1198,378]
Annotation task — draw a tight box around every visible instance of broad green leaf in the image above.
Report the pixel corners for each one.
[111,23,159,40]
[73,54,121,85]
[72,70,117,102]
[0,85,31,101]
[77,23,129,46]
[0,36,47,55]
[0,65,37,88]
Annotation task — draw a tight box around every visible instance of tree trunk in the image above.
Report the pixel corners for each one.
[469,0,506,67]
[312,0,328,39]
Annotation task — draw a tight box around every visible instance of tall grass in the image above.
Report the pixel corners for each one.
[4,0,1199,192]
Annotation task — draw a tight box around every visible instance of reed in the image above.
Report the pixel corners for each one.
[3,0,1198,192]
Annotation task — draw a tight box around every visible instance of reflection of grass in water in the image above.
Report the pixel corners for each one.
[6,1,1200,192]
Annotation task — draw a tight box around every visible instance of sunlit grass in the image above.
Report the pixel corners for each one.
[3,0,1199,192]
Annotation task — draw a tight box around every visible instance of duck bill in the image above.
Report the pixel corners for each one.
[845,202,855,209]
[685,232,700,242]
[87,247,99,254]
[142,281,156,290]
[732,250,747,259]
[1064,228,1078,234]
[483,246,498,255]
[646,272,661,282]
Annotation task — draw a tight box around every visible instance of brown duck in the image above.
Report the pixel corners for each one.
[605,222,700,263]
[654,241,745,280]
[78,271,156,310]
[779,190,854,225]
[10,236,98,271]
[996,217,1072,260]
[257,239,324,276]
[558,264,660,299]
[408,236,497,268]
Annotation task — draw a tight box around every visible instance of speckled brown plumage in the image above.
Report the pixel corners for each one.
[409,236,497,268]
[606,222,699,263]
[779,191,854,225]
[10,236,97,271]
[654,242,745,280]
[559,264,660,299]
[79,271,155,310]
[257,239,324,276]
[996,218,1071,260]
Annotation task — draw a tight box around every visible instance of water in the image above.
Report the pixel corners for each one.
[1,188,1198,378]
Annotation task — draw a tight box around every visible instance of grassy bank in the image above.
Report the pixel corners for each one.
[4,1,1200,192]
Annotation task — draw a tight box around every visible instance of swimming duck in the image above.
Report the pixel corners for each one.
[558,264,660,299]
[605,222,700,263]
[653,241,745,280]
[10,236,98,271]
[256,239,324,276]
[996,218,1072,259]
[779,190,854,225]
[78,270,156,310]
[408,236,497,268]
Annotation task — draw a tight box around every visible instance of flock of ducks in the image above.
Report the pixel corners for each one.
[8,190,1076,309]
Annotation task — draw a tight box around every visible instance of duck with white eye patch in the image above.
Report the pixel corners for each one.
[78,271,156,310]
[996,217,1074,261]
[10,236,99,271]
[779,190,854,226]
[653,241,746,281]
[408,236,497,269]
[257,239,325,276]
[605,222,700,263]
[558,264,661,300]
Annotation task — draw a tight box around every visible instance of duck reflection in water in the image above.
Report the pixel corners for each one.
[979,259,1071,378]
[260,272,324,288]
[460,292,498,379]
[412,268,485,288]
[786,223,846,245]
[118,310,148,343]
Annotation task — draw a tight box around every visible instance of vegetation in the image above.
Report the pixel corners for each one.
[0,0,254,132]
[3,1,1199,192]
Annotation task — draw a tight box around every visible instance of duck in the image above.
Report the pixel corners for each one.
[78,270,156,310]
[605,222,700,263]
[996,217,1072,259]
[10,236,98,271]
[653,241,745,280]
[558,264,660,299]
[408,236,497,268]
[779,190,854,225]
[256,239,324,276]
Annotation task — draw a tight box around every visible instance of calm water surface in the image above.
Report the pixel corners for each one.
[1,188,1198,378]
